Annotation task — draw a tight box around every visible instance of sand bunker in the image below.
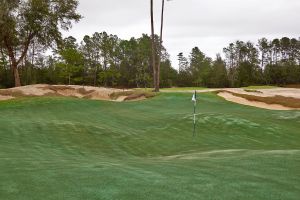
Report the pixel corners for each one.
[0,84,136,102]
[225,88,300,99]
[163,88,300,99]
[218,92,298,111]
[162,87,300,110]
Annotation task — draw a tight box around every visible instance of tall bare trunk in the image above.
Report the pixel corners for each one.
[68,73,71,85]
[12,62,21,87]
[6,47,21,87]
[150,0,157,92]
[94,65,99,87]
[24,52,28,85]
[157,0,165,92]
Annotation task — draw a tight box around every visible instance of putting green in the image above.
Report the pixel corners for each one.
[0,93,299,200]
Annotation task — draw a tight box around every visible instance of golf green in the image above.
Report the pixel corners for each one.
[0,93,299,200]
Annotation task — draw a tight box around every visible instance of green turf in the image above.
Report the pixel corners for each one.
[134,87,208,92]
[242,85,279,89]
[160,87,208,91]
[0,93,299,200]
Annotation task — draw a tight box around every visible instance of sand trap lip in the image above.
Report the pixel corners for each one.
[115,96,128,102]
[225,88,300,99]
[0,95,14,101]
[0,84,138,102]
[218,92,298,110]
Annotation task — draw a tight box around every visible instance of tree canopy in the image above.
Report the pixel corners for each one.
[0,0,81,86]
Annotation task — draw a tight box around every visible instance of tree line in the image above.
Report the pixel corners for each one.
[1,34,300,88]
[0,32,177,88]
[1,0,299,89]
[178,37,300,88]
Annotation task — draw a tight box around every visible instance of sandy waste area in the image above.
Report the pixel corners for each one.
[0,84,130,102]
[217,88,300,110]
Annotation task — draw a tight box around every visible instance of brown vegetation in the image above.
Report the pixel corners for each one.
[243,89,263,93]
[283,84,300,89]
[0,89,28,97]
[43,85,96,96]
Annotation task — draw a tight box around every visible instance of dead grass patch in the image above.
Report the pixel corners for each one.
[0,90,13,96]
[44,85,74,92]
[244,89,263,93]
[77,87,95,95]
[0,90,26,97]
[283,84,300,89]
[43,92,64,97]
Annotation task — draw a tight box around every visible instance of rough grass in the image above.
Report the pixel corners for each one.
[0,94,300,199]
[220,90,300,108]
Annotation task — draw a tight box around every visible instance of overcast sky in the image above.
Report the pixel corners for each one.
[63,0,300,69]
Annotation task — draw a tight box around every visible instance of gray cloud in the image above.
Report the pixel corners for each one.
[64,0,300,68]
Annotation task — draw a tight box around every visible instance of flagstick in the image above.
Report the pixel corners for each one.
[193,91,197,137]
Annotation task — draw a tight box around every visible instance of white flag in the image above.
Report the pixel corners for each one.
[192,91,197,102]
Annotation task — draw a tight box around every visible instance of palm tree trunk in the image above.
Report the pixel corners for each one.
[150,0,157,92]
[157,0,165,92]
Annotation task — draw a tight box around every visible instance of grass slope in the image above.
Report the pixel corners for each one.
[0,93,300,200]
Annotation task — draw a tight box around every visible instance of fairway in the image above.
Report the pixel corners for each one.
[0,93,300,200]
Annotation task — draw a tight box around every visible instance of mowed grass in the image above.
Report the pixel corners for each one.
[160,87,208,91]
[0,93,300,200]
[242,85,279,89]
[134,87,208,92]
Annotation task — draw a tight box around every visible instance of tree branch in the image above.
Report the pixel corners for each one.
[3,36,17,65]
[16,33,35,65]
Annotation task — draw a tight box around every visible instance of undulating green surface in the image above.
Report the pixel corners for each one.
[135,87,208,92]
[0,93,299,200]
[160,87,208,91]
